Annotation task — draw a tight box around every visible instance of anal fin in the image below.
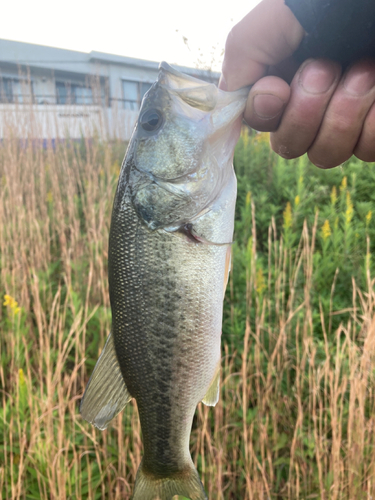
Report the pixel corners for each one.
[80,332,132,430]
[201,363,220,407]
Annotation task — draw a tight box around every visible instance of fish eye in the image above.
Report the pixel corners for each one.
[139,109,163,133]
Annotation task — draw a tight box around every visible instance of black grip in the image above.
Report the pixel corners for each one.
[285,0,375,67]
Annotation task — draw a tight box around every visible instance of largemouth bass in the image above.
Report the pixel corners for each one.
[80,62,248,500]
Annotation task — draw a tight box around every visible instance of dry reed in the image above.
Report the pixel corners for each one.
[1,135,375,500]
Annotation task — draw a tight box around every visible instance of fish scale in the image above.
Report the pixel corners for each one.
[80,62,249,500]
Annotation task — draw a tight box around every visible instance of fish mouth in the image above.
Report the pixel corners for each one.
[159,61,251,95]
[159,61,216,88]
[158,62,217,112]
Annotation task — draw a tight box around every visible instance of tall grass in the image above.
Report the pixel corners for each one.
[1,131,375,499]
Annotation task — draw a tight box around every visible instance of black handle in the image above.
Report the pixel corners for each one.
[285,0,375,68]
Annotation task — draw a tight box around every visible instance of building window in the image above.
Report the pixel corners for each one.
[122,80,152,110]
[56,82,68,104]
[56,82,93,105]
[75,86,93,105]
[0,78,33,103]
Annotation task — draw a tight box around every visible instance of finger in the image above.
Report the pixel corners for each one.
[308,59,375,168]
[244,76,291,132]
[220,0,304,91]
[270,59,342,158]
[354,101,375,162]
[268,56,301,84]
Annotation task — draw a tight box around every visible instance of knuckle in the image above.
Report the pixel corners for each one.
[326,113,353,135]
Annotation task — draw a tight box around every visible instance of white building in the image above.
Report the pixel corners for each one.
[0,39,219,141]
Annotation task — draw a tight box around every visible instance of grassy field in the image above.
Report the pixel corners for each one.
[1,130,375,499]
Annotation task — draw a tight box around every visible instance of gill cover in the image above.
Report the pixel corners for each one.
[129,62,249,231]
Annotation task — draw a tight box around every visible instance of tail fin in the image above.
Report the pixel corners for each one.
[132,461,207,500]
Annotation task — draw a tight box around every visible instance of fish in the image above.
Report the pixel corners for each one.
[80,62,249,500]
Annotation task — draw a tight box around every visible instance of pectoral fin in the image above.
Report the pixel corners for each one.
[223,246,231,298]
[80,332,132,430]
[202,364,220,407]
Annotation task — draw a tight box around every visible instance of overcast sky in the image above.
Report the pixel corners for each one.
[1,0,261,70]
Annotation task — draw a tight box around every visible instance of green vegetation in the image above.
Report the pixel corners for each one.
[1,130,375,499]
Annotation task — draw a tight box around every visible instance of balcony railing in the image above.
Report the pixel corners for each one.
[0,94,145,109]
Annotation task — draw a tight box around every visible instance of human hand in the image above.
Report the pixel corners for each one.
[220,0,375,167]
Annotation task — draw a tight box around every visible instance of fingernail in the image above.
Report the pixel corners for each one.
[299,59,337,94]
[253,94,284,119]
[219,75,227,91]
[343,62,375,95]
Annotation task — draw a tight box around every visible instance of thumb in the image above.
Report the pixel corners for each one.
[220,0,305,91]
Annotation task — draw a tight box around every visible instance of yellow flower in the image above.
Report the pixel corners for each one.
[283,202,292,230]
[245,191,251,208]
[256,267,266,295]
[256,131,270,144]
[345,191,353,225]
[3,294,11,307]
[331,186,337,206]
[366,210,372,226]
[19,368,25,386]
[321,220,331,241]
[251,131,269,151]
[340,176,347,192]
[294,195,300,207]
[3,294,20,315]
[46,191,53,203]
